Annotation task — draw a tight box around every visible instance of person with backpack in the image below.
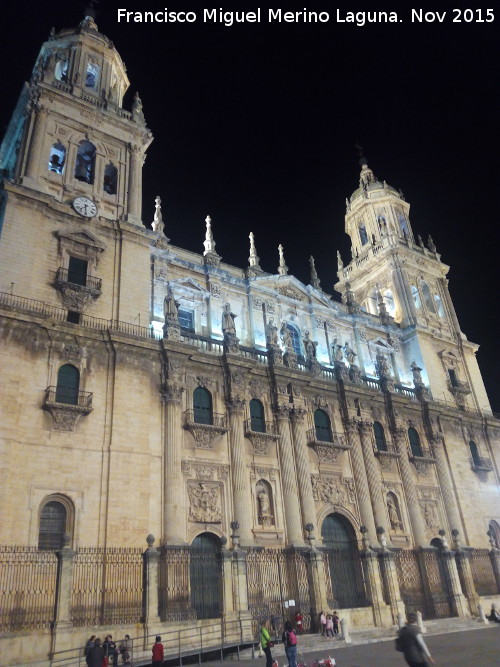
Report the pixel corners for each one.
[396,613,434,666]
[282,620,297,667]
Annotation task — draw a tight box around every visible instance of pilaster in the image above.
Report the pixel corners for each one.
[290,408,316,530]
[143,535,161,624]
[227,399,253,545]
[393,427,427,546]
[357,419,391,539]
[303,548,329,631]
[440,549,469,617]
[359,548,390,626]
[378,550,406,623]
[431,435,462,533]
[454,548,480,615]
[489,548,500,592]
[162,381,186,544]
[344,418,377,538]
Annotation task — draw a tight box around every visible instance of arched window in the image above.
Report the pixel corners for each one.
[103,164,118,195]
[398,214,409,238]
[48,142,66,174]
[408,427,423,457]
[256,479,274,526]
[421,282,435,313]
[55,364,80,405]
[249,399,265,433]
[469,440,481,467]
[38,500,67,550]
[74,140,96,184]
[411,285,421,309]
[55,59,68,82]
[359,223,368,246]
[286,323,302,357]
[193,387,213,425]
[373,422,387,451]
[85,63,100,89]
[377,215,387,235]
[488,520,500,549]
[434,294,445,317]
[314,409,332,443]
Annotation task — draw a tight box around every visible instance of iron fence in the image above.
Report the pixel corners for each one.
[468,548,498,596]
[71,547,143,626]
[0,545,58,631]
[159,547,196,621]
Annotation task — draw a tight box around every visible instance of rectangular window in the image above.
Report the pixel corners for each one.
[68,256,88,286]
[178,309,194,332]
[448,369,458,387]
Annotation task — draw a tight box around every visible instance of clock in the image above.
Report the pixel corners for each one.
[72,196,97,218]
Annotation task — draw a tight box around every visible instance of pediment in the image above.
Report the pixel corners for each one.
[169,277,209,297]
[368,337,395,353]
[56,229,107,252]
[251,275,331,306]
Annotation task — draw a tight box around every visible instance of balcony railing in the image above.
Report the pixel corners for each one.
[447,378,471,395]
[244,419,279,437]
[470,456,494,472]
[44,386,93,409]
[408,447,436,463]
[55,267,102,292]
[306,428,349,450]
[184,410,228,430]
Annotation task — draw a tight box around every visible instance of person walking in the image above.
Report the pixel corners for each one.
[397,613,434,666]
[260,619,274,667]
[152,636,164,667]
[282,620,298,667]
[86,638,105,667]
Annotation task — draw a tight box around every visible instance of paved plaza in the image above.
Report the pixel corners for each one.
[204,627,500,667]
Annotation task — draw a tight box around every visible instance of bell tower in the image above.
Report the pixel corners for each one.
[1,11,152,224]
[0,11,153,325]
[334,159,491,412]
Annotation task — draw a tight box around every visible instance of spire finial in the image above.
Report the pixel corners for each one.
[278,244,288,276]
[355,143,375,187]
[132,92,145,124]
[309,255,320,289]
[152,195,168,240]
[80,1,99,30]
[203,215,216,255]
[337,250,343,271]
[248,232,261,269]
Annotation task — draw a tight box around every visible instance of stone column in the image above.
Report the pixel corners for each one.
[162,382,186,544]
[290,408,316,529]
[25,107,48,180]
[454,549,480,615]
[227,400,253,545]
[54,536,75,627]
[304,548,329,632]
[358,420,391,538]
[344,418,377,538]
[393,427,427,546]
[431,436,462,533]
[127,144,143,223]
[359,548,388,626]
[440,549,469,617]
[378,550,406,623]
[143,535,161,624]
[275,405,305,546]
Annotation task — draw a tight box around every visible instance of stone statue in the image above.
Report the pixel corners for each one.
[331,339,343,363]
[410,361,423,386]
[266,318,279,346]
[280,322,293,350]
[387,496,402,531]
[303,331,317,360]
[163,286,179,320]
[424,504,437,530]
[376,354,390,378]
[221,303,237,335]
[343,341,357,365]
[258,488,273,526]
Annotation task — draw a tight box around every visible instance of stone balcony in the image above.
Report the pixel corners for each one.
[306,428,350,463]
[43,386,93,431]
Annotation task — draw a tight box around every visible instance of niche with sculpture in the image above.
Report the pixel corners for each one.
[256,479,274,527]
[386,492,403,532]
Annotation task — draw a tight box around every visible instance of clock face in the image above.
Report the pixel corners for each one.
[73,197,97,218]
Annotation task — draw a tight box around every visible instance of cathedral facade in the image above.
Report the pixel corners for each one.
[0,13,499,666]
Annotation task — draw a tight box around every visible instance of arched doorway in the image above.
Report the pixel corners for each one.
[321,514,368,609]
[190,533,222,619]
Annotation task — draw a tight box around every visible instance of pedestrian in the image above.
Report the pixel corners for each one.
[103,635,119,667]
[396,613,434,666]
[489,603,500,623]
[282,620,297,667]
[86,638,105,667]
[260,619,274,667]
[152,635,164,667]
[332,612,339,636]
[320,611,326,636]
[295,610,303,634]
[85,635,96,665]
[325,615,334,638]
[119,635,131,664]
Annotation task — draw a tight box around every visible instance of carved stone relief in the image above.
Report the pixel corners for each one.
[249,378,265,398]
[63,344,82,364]
[311,474,356,506]
[188,482,222,523]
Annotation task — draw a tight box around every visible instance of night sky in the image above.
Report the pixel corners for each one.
[1,1,499,409]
